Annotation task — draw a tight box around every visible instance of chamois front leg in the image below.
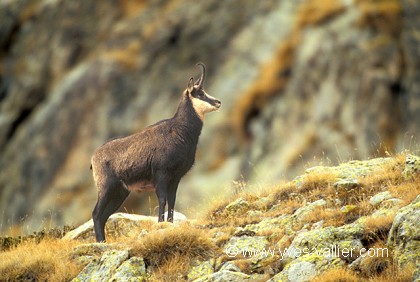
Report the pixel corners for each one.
[167,179,180,222]
[155,173,169,222]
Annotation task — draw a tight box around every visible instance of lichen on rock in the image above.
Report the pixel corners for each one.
[388,195,420,267]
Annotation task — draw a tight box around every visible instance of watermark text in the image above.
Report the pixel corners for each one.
[224,245,389,260]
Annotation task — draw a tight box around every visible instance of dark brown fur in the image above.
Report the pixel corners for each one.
[91,64,220,242]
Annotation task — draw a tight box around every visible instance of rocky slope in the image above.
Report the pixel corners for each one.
[2,153,417,281]
[1,0,420,233]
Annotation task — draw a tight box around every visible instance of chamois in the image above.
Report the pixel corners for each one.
[91,63,221,242]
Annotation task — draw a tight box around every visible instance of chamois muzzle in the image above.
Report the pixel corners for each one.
[213,99,221,109]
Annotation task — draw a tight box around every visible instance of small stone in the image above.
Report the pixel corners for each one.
[247,210,263,217]
[402,154,420,180]
[287,261,317,282]
[334,179,358,189]
[225,198,250,213]
[311,220,324,230]
[223,236,269,259]
[63,213,157,241]
[369,191,393,206]
[219,261,241,272]
[193,270,250,282]
[293,199,326,219]
[340,205,357,213]
[382,198,403,208]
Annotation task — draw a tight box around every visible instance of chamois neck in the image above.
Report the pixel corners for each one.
[173,93,203,133]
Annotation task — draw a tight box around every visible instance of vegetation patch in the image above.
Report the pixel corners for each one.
[0,238,83,282]
[0,225,74,251]
[1,153,418,281]
[130,223,216,278]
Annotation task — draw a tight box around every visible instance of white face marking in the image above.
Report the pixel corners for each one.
[191,90,220,120]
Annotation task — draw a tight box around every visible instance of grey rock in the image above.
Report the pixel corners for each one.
[334,179,359,190]
[72,250,130,282]
[223,236,269,259]
[388,195,420,267]
[219,261,241,273]
[63,212,157,241]
[224,198,250,213]
[188,260,215,281]
[287,262,317,282]
[193,270,250,282]
[110,257,147,282]
[369,191,393,206]
[402,154,420,180]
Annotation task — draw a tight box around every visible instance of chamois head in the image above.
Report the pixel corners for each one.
[187,63,221,119]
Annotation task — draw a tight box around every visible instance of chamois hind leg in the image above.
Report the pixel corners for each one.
[92,179,130,242]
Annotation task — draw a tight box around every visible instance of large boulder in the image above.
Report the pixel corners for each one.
[63,212,186,241]
[387,195,420,267]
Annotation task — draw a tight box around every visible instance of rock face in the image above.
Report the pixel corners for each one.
[0,0,419,232]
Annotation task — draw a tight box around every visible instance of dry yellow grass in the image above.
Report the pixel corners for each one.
[389,180,420,206]
[313,244,413,281]
[363,213,396,246]
[1,153,416,281]
[358,156,405,195]
[149,254,191,282]
[298,171,338,194]
[356,241,414,281]
[204,153,411,231]
[303,206,345,227]
[368,262,416,282]
[359,242,391,278]
[204,181,306,228]
[267,182,297,203]
[130,223,216,270]
[0,238,83,282]
[311,267,360,282]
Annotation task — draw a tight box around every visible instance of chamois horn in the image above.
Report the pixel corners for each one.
[195,63,206,89]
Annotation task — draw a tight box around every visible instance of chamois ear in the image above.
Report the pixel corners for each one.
[187,77,194,93]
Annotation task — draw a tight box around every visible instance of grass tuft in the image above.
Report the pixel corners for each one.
[312,267,360,282]
[362,213,396,246]
[0,238,83,282]
[130,223,216,270]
